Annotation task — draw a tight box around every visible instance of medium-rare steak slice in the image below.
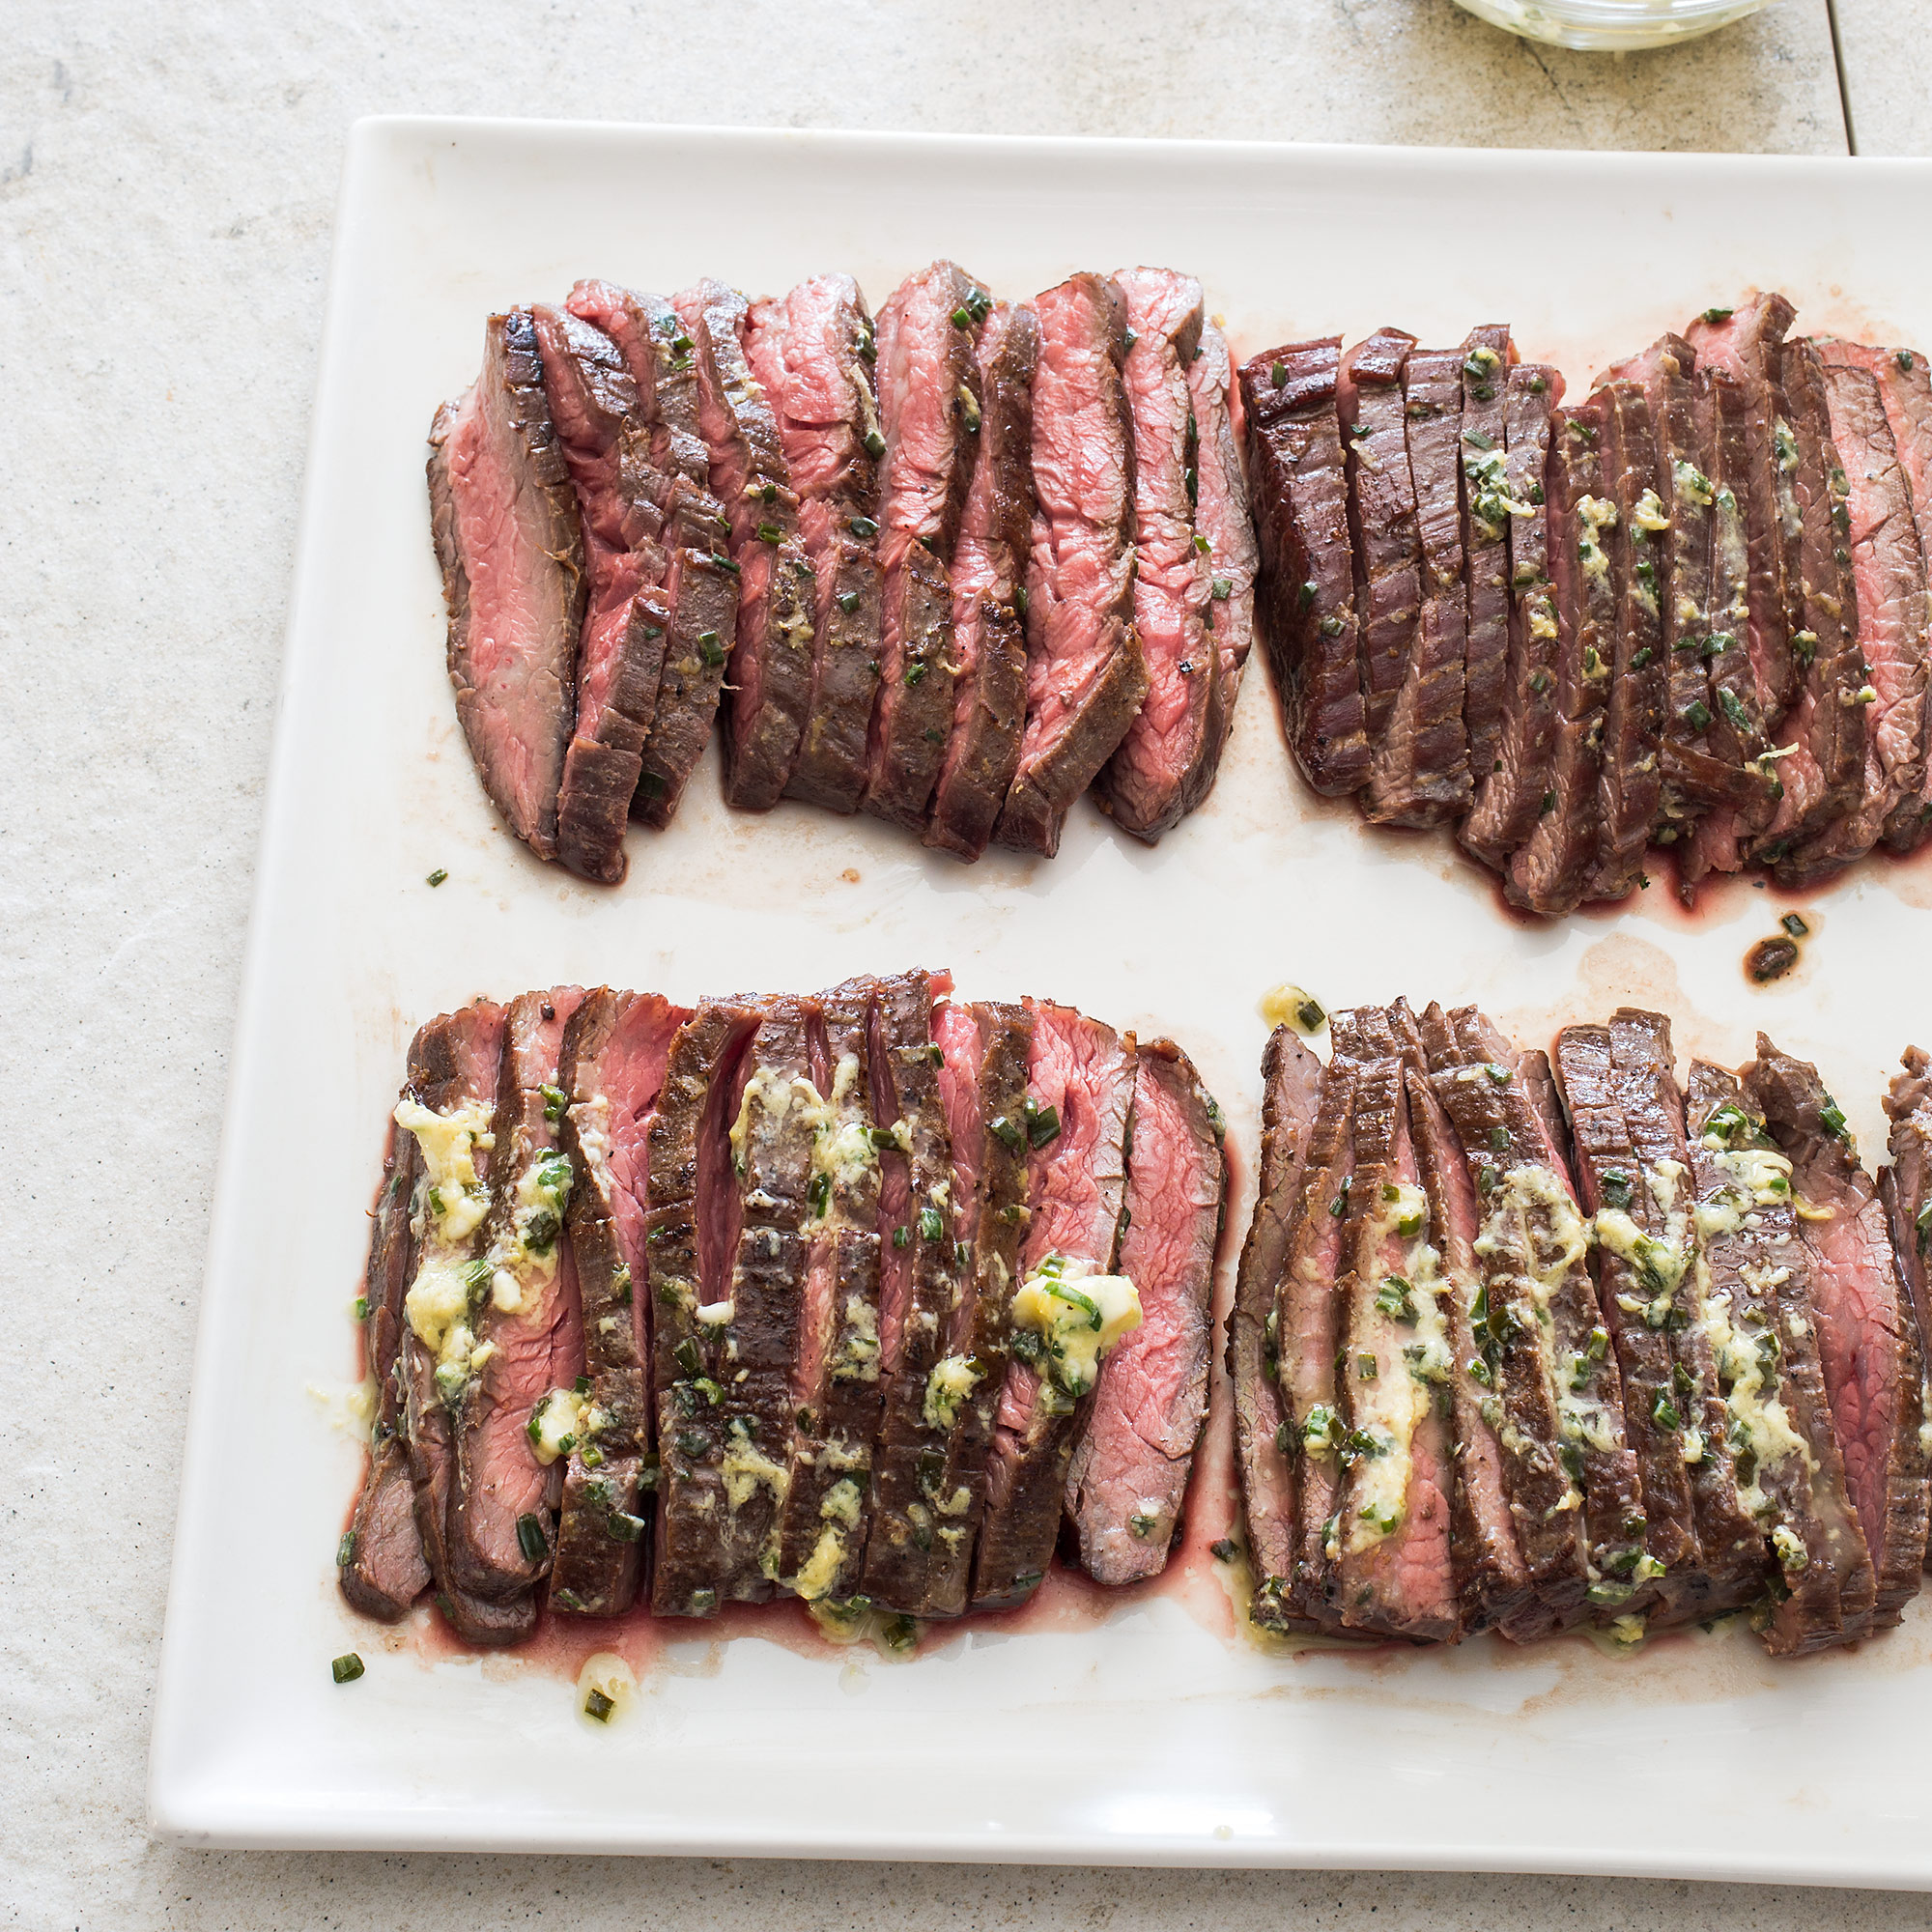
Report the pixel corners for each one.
[1066,1038,1225,1585]
[1747,1037,1930,1627]
[865,263,982,830]
[1340,327,1421,753]
[1186,319,1258,790]
[776,984,887,1604]
[533,305,673,885]
[1330,1040,1459,1641]
[390,1001,539,1646]
[1506,399,1614,918]
[1882,1045,1932,1566]
[444,988,587,1604]
[1237,338,1370,796]
[1405,1065,1532,1634]
[996,273,1150,855]
[926,300,1038,859]
[747,274,888,815]
[1835,343,1932,567]
[1686,1064,1872,1652]
[917,1000,1036,1614]
[1458,327,1515,783]
[1580,380,1665,903]
[1362,346,1468,827]
[341,1102,431,1621]
[701,998,819,1602]
[1094,268,1216,841]
[428,309,587,863]
[1685,294,1800,718]
[646,1000,760,1616]
[974,1002,1136,1607]
[1229,1027,1324,1632]
[1756,337,1867,880]
[549,989,688,1616]
[676,280,817,812]
[1462,362,1565,869]
[1816,344,1932,852]
[859,972,965,1611]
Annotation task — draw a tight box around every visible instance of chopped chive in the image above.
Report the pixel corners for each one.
[990,1114,1025,1151]
[849,516,880,539]
[1209,1538,1238,1563]
[336,1531,357,1567]
[353,1295,369,1321]
[1701,306,1734,324]
[426,868,448,887]
[864,429,886,458]
[757,522,783,544]
[584,1687,615,1722]
[1780,912,1808,938]
[1024,1098,1061,1149]
[905,663,927,686]
[893,1225,911,1250]
[331,1652,365,1684]
[516,1514,548,1563]
[919,1205,945,1242]
[1684,698,1712,731]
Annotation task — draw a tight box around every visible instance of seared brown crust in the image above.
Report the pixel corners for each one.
[1237,338,1371,797]
[632,550,740,828]
[556,593,670,884]
[865,541,957,831]
[1342,327,1421,749]
[1882,1045,1932,1556]
[788,541,885,813]
[1459,326,1515,784]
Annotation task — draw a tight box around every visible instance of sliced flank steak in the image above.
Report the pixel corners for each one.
[1362,345,1468,827]
[443,988,587,1605]
[1187,319,1259,788]
[1228,1026,1324,1632]
[858,971,966,1612]
[1066,1038,1225,1586]
[646,1000,760,1616]
[775,982,887,1605]
[1685,1063,1872,1652]
[1094,268,1217,841]
[974,1002,1136,1608]
[1506,397,1614,919]
[1882,1046,1932,1567]
[1747,1037,1930,1629]
[550,989,688,1617]
[678,280,817,812]
[428,308,586,863]
[1462,361,1565,870]
[340,1099,431,1622]
[1458,325,1515,787]
[996,273,1150,855]
[926,299,1038,859]
[865,263,981,831]
[1237,337,1370,797]
[917,999,1037,1614]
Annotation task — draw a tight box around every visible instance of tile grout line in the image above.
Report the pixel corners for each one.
[1824,0,1860,154]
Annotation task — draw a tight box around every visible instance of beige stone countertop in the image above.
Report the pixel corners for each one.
[4,1,1924,1925]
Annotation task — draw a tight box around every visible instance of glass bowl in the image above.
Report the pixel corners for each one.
[1452,0,1774,50]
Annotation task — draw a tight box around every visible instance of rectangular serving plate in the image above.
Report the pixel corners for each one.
[151,117,1932,1879]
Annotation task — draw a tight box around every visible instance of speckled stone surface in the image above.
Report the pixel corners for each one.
[1833,0,1932,155]
[2,2,1909,1925]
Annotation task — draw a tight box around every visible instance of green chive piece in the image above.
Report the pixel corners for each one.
[353,1295,369,1321]
[919,1205,945,1241]
[757,521,783,544]
[516,1514,548,1563]
[336,1531,356,1567]
[905,662,927,686]
[1702,305,1734,324]
[584,1687,615,1722]
[864,429,887,458]
[893,1225,911,1250]
[1024,1099,1061,1149]
[1780,912,1808,938]
[426,868,448,887]
[850,516,880,539]
[331,1653,365,1684]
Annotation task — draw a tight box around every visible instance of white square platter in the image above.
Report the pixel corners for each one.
[149,117,1932,1880]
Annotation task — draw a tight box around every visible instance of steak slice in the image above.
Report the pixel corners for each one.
[1685,294,1800,718]
[533,305,672,885]
[1756,337,1867,880]
[646,1000,760,1616]
[858,971,965,1612]
[428,309,586,862]
[865,264,983,830]
[1186,319,1259,793]
[1066,1037,1225,1585]
[916,1000,1037,1614]
[1229,1027,1324,1632]
[1816,344,1932,852]
[996,273,1150,855]
[1506,398,1614,918]
[1340,327,1420,752]
[1462,362,1566,869]
[1237,339,1370,795]
[1094,268,1216,841]
[676,280,817,812]
[1882,1045,1932,1567]
[1686,1064,1872,1653]
[775,983,887,1605]
[444,988,587,1604]
[631,549,741,826]
[974,1002,1135,1608]
[391,1002,538,1647]
[751,273,888,815]
[1363,346,1468,826]
[341,1100,431,1621]
[550,989,687,1617]
[925,300,1038,860]
[1747,1037,1930,1628]
[702,998,819,1603]
[1457,327,1515,784]
[1331,1045,1459,1641]
[1580,380,1665,904]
